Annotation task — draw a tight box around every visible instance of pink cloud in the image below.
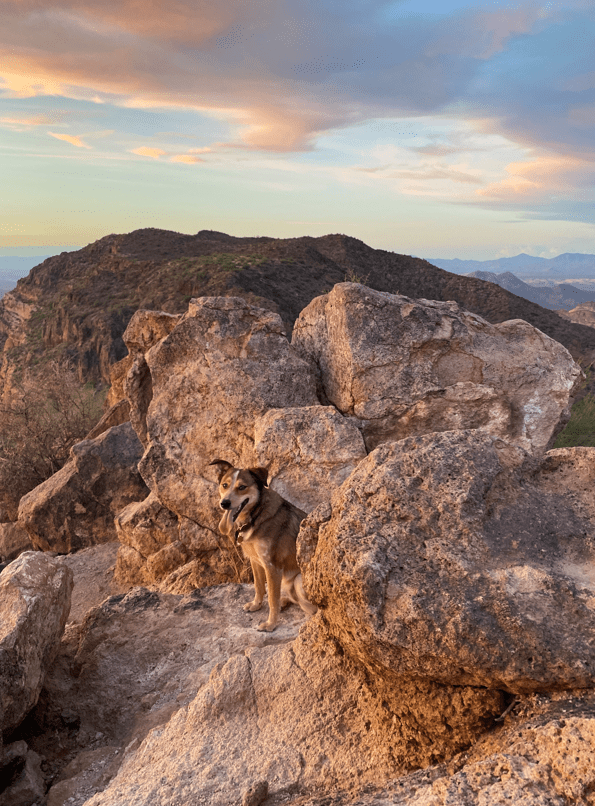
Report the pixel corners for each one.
[131,146,166,159]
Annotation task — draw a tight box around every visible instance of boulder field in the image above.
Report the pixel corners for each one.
[1,282,595,806]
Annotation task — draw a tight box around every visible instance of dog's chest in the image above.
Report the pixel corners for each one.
[239,533,272,564]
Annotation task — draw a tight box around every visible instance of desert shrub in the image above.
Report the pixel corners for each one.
[0,362,105,519]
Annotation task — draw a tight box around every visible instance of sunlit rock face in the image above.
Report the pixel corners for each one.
[138,296,320,528]
[292,283,583,453]
[299,430,595,694]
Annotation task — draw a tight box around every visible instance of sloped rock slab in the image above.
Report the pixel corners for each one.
[292,283,582,453]
[0,552,72,734]
[80,619,501,806]
[18,422,148,554]
[299,430,595,693]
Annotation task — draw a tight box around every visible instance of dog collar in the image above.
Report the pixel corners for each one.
[234,498,264,543]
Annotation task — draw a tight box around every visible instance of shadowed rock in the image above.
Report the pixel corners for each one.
[0,552,72,735]
[18,423,148,554]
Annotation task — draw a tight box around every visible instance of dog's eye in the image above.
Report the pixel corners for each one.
[237,485,247,491]
[222,483,229,489]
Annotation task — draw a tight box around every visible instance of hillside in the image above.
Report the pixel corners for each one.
[1,228,595,392]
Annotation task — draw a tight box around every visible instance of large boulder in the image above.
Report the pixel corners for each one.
[0,552,72,735]
[254,406,367,513]
[121,310,182,446]
[138,297,320,528]
[292,283,583,452]
[299,430,595,694]
[18,422,148,554]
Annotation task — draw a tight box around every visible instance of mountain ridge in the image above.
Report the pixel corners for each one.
[1,228,594,396]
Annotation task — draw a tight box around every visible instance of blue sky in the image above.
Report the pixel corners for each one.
[1,0,595,260]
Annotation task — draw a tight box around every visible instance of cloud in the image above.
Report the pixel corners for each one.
[0,0,594,232]
[1,0,576,154]
[131,146,166,159]
[477,155,590,200]
[48,131,91,147]
[170,154,205,164]
[390,166,483,184]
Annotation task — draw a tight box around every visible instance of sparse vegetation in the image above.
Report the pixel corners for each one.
[553,360,595,448]
[0,362,105,519]
[344,267,370,285]
[554,392,595,448]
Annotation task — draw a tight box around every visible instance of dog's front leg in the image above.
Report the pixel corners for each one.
[258,566,282,632]
[244,560,265,612]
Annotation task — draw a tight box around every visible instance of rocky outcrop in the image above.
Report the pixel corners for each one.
[292,283,583,452]
[254,406,366,512]
[37,581,308,804]
[0,552,72,735]
[299,430,595,694]
[18,423,148,554]
[0,740,45,806]
[119,310,181,445]
[557,301,595,328]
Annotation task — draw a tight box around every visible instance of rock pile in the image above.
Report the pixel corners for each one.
[2,282,594,806]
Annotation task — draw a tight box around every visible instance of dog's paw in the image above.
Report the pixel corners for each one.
[280,597,290,609]
[243,601,262,612]
[256,621,277,632]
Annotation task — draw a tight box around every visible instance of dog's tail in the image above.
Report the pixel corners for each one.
[284,573,317,616]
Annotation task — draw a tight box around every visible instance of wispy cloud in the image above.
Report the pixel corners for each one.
[48,131,91,148]
[170,154,205,164]
[131,146,166,159]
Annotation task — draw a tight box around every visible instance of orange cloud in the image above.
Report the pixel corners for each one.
[170,154,205,164]
[477,155,587,199]
[48,131,91,148]
[131,147,166,159]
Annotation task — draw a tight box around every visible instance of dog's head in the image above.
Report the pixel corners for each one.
[209,460,268,536]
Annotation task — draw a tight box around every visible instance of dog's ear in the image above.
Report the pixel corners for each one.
[248,466,269,489]
[209,459,233,480]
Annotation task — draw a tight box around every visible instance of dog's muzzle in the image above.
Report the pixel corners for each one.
[220,499,232,510]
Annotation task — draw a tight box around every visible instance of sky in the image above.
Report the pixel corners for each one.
[1,0,595,260]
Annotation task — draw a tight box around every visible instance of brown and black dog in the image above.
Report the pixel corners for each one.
[210,460,316,632]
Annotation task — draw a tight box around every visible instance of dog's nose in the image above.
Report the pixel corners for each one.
[220,499,232,510]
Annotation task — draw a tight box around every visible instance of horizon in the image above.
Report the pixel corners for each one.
[2,1,595,261]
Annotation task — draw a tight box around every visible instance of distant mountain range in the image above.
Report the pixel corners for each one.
[427,252,595,279]
[462,271,595,311]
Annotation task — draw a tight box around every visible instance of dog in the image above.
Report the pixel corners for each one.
[209,459,317,632]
